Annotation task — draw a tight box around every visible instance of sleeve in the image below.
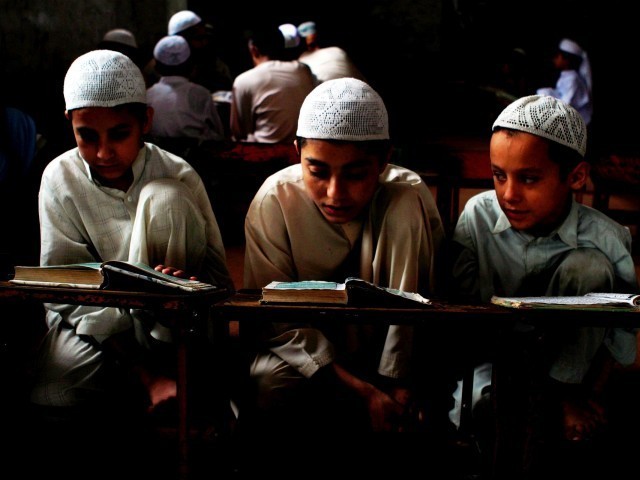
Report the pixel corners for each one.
[450,208,482,302]
[366,181,445,378]
[243,188,336,378]
[38,171,133,340]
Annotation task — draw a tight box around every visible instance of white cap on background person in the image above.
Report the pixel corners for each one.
[278,23,300,49]
[153,36,191,66]
[102,28,138,48]
[168,10,202,35]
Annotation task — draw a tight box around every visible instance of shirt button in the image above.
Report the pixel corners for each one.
[127,196,133,202]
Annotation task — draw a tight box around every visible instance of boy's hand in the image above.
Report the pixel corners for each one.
[154,264,198,280]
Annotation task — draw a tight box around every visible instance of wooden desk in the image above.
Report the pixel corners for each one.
[213,291,640,479]
[0,281,229,480]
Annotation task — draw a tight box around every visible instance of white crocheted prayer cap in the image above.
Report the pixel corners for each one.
[297,21,316,38]
[493,95,587,157]
[64,50,146,110]
[154,35,190,66]
[278,23,300,48]
[297,77,389,141]
[102,28,137,48]
[168,10,202,35]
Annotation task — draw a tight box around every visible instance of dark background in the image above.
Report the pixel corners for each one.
[1,0,637,158]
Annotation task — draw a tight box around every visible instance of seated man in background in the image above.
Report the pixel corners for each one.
[146,34,226,154]
[229,22,315,143]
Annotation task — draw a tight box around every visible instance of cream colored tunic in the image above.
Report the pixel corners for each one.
[244,163,445,379]
[31,144,233,407]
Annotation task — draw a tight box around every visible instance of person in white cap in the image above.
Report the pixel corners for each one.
[297,20,366,85]
[537,38,593,126]
[230,22,315,143]
[98,28,143,68]
[169,9,232,93]
[146,35,225,148]
[450,95,637,456]
[27,49,233,476]
[239,78,445,466]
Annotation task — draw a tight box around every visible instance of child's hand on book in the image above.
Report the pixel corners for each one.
[154,264,198,281]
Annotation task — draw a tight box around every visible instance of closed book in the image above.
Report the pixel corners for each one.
[260,277,431,308]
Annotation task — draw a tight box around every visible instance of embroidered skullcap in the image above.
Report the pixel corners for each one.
[297,21,316,38]
[297,77,389,141]
[559,38,592,93]
[64,49,146,110]
[102,28,137,48]
[154,35,190,66]
[168,10,202,35]
[278,23,300,48]
[492,95,587,157]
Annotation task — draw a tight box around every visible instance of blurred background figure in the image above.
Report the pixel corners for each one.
[167,10,233,94]
[278,23,302,61]
[297,20,366,84]
[536,38,592,127]
[146,35,226,157]
[98,28,143,68]
[229,22,314,143]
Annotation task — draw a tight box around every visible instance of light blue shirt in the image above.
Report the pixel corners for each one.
[452,190,638,375]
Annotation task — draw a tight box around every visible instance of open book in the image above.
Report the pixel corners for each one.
[260,277,431,308]
[10,260,218,293]
[491,292,640,311]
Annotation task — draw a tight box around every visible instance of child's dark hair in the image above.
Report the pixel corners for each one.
[296,137,391,164]
[154,59,194,78]
[558,49,583,70]
[248,24,286,60]
[494,127,584,178]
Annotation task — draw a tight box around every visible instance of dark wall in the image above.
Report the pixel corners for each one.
[1,0,638,158]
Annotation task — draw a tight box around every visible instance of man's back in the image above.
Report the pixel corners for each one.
[230,60,315,143]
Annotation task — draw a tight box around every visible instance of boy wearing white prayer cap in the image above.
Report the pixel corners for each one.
[537,38,593,126]
[28,49,233,476]
[147,35,225,143]
[240,77,445,460]
[450,95,638,455]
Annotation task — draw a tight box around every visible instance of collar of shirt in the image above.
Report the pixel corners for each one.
[81,146,146,190]
[492,197,579,248]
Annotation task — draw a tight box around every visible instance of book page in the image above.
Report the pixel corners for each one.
[491,294,640,309]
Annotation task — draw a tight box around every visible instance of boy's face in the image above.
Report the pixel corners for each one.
[490,130,587,235]
[67,106,152,190]
[297,139,388,224]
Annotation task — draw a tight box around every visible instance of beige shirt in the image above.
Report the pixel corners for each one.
[244,163,445,379]
[230,60,315,143]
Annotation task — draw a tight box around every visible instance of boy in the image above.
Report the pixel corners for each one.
[451,95,637,448]
[146,35,225,145]
[241,77,445,437]
[27,49,233,477]
[537,38,592,127]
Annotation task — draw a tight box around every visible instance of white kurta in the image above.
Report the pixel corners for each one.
[244,163,445,379]
[31,143,233,407]
[146,76,225,141]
